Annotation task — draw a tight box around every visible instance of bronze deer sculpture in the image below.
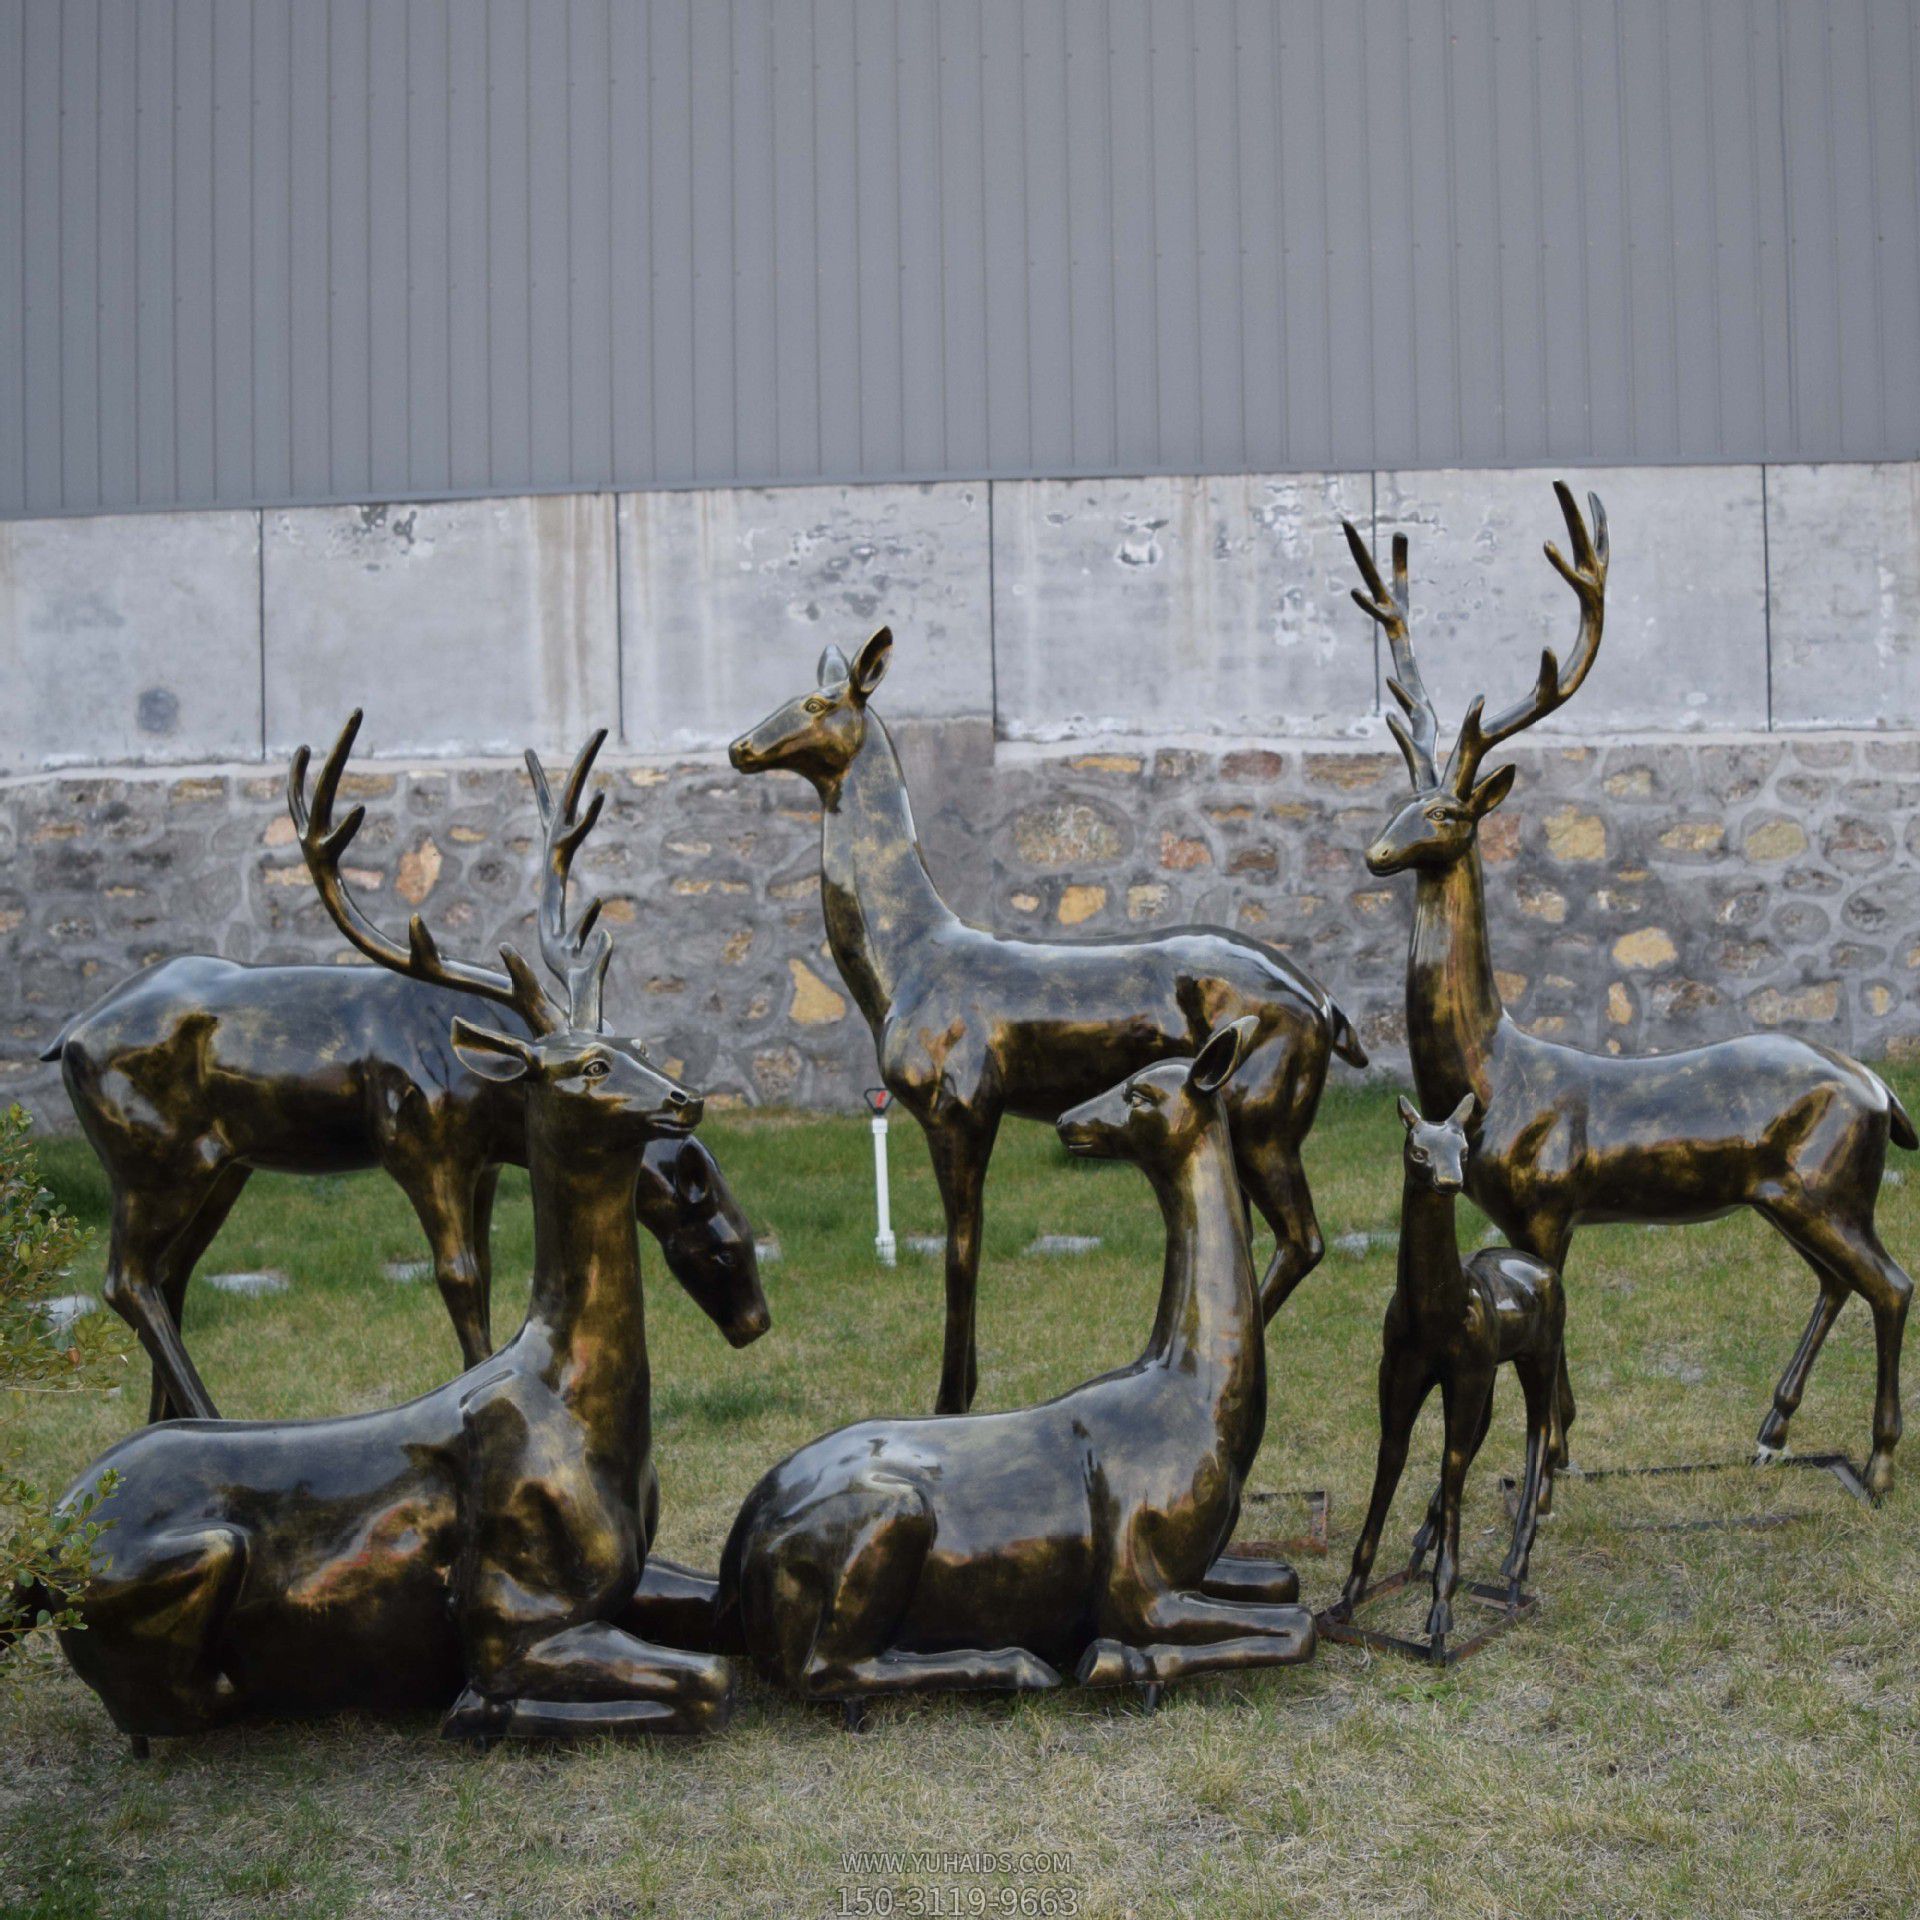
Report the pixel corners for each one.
[38,724,754,1746]
[42,717,760,1423]
[714,1018,1314,1712]
[730,626,1365,1414]
[1330,1095,1566,1656]
[1344,482,1915,1497]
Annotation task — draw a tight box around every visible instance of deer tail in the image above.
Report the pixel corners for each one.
[1329,1003,1368,1070]
[36,1016,78,1064]
[1885,1083,1917,1153]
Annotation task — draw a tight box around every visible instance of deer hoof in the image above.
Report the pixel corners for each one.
[440,1686,510,1744]
[1866,1450,1896,1501]
[1752,1440,1791,1469]
[1076,1639,1153,1690]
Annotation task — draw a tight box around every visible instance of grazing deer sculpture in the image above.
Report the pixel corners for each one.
[730,626,1365,1414]
[42,722,752,1746]
[42,716,760,1423]
[714,1019,1314,1711]
[1345,482,1915,1496]
[1331,1095,1566,1656]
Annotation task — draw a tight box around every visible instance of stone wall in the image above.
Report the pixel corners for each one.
[7,723,1918,1132]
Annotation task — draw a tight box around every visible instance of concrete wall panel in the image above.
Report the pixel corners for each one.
[262,495,619,760]
[991,474,1379,741]
[1372,468,1770,742]
[619,483,992,751]
[0,509,260,770]
[1768,464,1920,729]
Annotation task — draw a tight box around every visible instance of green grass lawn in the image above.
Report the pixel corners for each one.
[5,1078,1920,1918]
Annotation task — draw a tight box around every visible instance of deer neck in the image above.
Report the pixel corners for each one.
[1408,844,1505,1106]
[1396,1174,1470,1323]
[521,1117,651,1474]
[1142,1122,1263,1459]
[817,718,959,1021]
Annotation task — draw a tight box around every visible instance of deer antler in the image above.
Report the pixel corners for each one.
[1343,517,1439,790]
[288,711,565,1036]
[526,730,613,1032]
[1445,481,1609,795]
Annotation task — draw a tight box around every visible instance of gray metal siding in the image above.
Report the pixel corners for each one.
[3,0,1918,518]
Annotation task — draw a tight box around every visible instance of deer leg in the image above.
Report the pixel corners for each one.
[103,1184,226,1422]
[145,1165,253,1423]
[443,1620,734,1741]
[923,1109,999,1415]
[620,1560,722,1652]
[1202,1555,1299,1606]
[1411,1387,1492,1574]
[1078,1586,1314,1690]
[1427,1372,1492,1655]
[394,1155,493,1368]
[1233,1137,1325,1323]
[1334,1342,1432,1616]
[1755,1276,1849,1459]
[1501,1351,1557,1598]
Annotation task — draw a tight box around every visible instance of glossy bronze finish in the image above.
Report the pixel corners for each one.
[713,1020,1315,1709]
[729,627,1365,1414]
[42,722,762,1422]
[51,725,751,1744]
[1328,1095,1565,1658]
[1344,484,1916,1497]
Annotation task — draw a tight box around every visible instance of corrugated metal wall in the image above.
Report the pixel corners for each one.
[3,0,1918,519]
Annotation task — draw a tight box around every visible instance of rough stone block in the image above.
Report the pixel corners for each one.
[0,511,261,769]
[991,473,1377,739]
[620,483,991,749]
[1373,466,1768,734]
[263,497,619,760]
[1768,463,1920,728]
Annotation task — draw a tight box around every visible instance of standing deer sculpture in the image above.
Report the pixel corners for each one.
[730,626,1365,1414]
[42,715,760,1424]
[1330,1094,1566,1657]
[714,1018,1314,1714]
[33,722,755,1747]
[1344,482,1915,1497]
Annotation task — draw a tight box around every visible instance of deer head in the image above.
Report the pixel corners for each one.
[288,711,695,1157]
[1397,1092,1477,1194]
[1056,1017,1259,1168]
[1342,483,1608,876]
[728,626,893,791]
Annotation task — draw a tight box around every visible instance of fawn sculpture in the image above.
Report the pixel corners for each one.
[713,1018,1314,1711]
[1330,1095,1565,1658]
[730,626,1365,1414]
[1344,483,1915,1496]
[40,723,752,1746]
[42,718,760,1423]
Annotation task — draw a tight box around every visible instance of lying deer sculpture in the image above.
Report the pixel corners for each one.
[1331,1095,1566,1656]
[714,1018,1315,1711]
[1345,482,1915,1496]
[730,626,1365,1413]
[42,717,759,1423]
[40,725,752,1746]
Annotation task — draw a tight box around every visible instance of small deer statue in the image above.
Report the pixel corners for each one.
[1344,483,1915,1496]
[35,723,757,1747]
[1331,1094,1566,1659]
[731,625,1365,1414]
[713,1018,1314,1716]
[42,715,760,1423]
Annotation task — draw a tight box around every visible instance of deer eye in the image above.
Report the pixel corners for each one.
[1411,1147,1429,1164]
[583,1058,610,1080]
[1125,1085,1150,1108]
[1424,806,1449,824]
[803,696,829,715]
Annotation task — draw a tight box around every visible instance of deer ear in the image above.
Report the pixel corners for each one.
[673,1137,713,1207]
[1467,764,1516,818]
[816,643,852,689]
[451,1017,538,1084]
[1449,1091,1477,1128]
[1397,1094,1421,1130]
[1188,1015,1258,1095]
[849,626,893,704]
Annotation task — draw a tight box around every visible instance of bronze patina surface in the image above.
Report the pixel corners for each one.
[1329,1095,1565,1657]
[43,721,755,1745]
[713,1020,1315,1709]
[41,723,761,1422]
[730,627,1365,1414]
[1344,484,1915,1496]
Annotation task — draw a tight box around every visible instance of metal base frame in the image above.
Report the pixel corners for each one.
[1236,1487,1332,1556]
[1500,1450,1874,1534]
[1316,1565,1538,1667]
